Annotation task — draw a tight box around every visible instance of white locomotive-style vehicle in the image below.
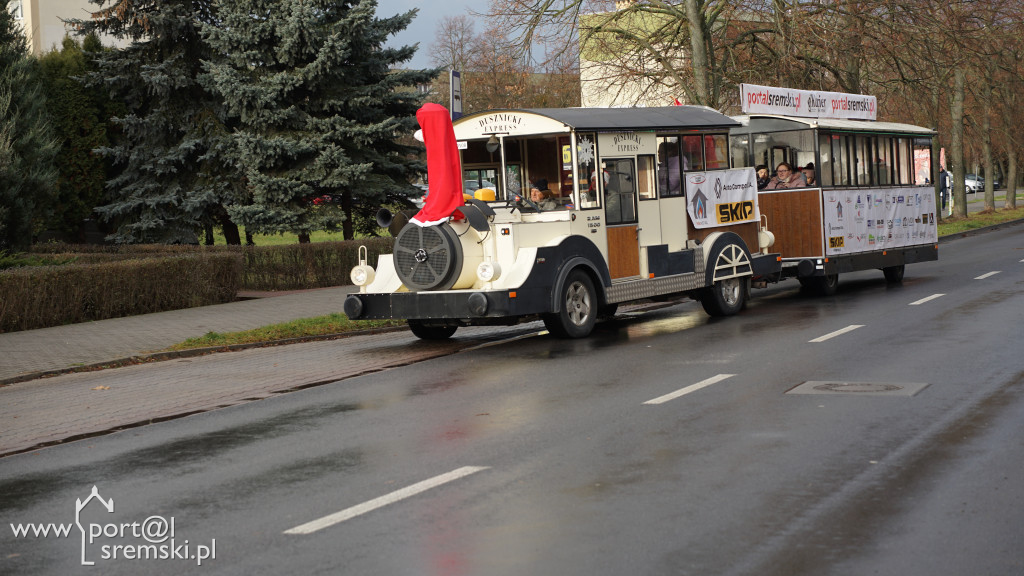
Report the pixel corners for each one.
[344,93,938,340]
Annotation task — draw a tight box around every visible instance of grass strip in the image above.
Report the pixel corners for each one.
[162,313,405,351]
[937,205,1024,236]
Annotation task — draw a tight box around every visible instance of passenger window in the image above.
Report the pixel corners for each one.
[657,137,683,197]
[603,158,637,225]
[704,134,729,170]
[681,135,703,171]
[638,155,657,200]
[575,133,600,209]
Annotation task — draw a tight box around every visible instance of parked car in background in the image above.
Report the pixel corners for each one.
[965,174,984,193]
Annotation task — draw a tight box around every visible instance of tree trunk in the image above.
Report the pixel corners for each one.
[245,231,255,246]
[685,0,710,106]
[981,77,994,211]
[220,214,242,245]
[298,232,311,244]
[950,68,967,218]
[341,190,355,241]
[1006,146,1018,210]
[204,223,214,245]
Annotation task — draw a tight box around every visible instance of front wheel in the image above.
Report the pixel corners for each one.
[700,276,748,317]
[408,320,457,340]
[543,269,597,338]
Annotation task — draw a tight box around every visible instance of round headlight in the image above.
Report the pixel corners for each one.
[476,261,502,282]
[350,264,375,286]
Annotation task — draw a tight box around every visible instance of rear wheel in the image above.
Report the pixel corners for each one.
[407,320,457,340]
[801,273,839,296]
[701,276,747,317]
[882,264,905,283]
[543,269,597,338]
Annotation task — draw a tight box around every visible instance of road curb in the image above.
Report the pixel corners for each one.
[0,325,411,388]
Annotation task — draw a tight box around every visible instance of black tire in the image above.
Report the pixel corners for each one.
[407,320,457,340]
[543,269,597,338]
[597,303,619,320]
[700,276,747,317]
[882,264,905,283]
[803,273,839,296]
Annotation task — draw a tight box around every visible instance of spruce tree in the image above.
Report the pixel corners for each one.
[71,0,243,244]
[0,0,58,250]
[201,0,436,240]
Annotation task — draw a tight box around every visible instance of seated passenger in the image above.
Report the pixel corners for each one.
[802,163,816,186]
[764,162,807,189]
[756,165,770,189]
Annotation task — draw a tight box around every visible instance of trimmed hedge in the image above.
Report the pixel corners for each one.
[239,238,394,291]
[29,238,396,291]
[0,253,243,332]
[4,238,396,332]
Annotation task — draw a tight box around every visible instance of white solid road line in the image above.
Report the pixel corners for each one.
[644,374,735,405]
[284,466,489,535]
[909,294,945,306]
[809,325,864,343]
[975,271,1001,280]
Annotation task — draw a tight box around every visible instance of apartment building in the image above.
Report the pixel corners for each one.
[9,0,123,55]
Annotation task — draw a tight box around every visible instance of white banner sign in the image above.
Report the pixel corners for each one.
[685,168,759,229]
[822,187,938,255]
[741,84,877,121]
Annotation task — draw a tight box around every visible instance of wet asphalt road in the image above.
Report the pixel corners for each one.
[2,223,1023,575]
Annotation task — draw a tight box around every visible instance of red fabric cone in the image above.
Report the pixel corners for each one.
[411,103,464,227]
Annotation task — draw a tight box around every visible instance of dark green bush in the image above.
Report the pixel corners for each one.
[0,253,242,332]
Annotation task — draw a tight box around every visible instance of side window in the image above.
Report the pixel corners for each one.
[657,136,683,197]
[912,138,932,185]
[704,134,729,170]
[819,134,833,187]
[854,135,871,186]
[681,135,703,171]
[876,136,892,186]
[638,155,657,200]
[575,133,600,209]
[730,134,752,169]
[603,158,637,225]
[835,134,850,186]
[897,138,914,185]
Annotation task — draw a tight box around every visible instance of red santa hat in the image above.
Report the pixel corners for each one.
[410,103,464,227]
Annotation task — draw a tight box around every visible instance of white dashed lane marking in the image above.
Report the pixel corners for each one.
[644,374,735,405]
[809,325,864,343]
[909,294,945,306]
[284,466,489,535]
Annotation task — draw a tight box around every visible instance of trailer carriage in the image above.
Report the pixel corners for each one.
[343,102,938,339]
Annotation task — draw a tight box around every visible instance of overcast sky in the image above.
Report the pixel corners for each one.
[376,0,480,69]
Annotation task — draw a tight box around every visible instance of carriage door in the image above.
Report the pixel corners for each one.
[602,158,640,279]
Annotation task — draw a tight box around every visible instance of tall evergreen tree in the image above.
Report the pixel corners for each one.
[201,0,436,240]
[70,0,244,244]
[0,0,58,250]
[38,35,112,240]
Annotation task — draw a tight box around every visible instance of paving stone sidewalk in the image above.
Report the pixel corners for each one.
[0,286,355,383]
[0,326,526,457]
